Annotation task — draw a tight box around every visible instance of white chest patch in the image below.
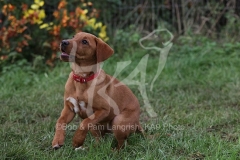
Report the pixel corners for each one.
[66,97,79,113]
[79,101,86,111]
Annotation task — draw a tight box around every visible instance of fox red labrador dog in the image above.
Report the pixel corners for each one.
[52,32,143,150]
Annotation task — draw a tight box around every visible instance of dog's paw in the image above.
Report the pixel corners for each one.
[52,144,63,150]
[75,146,87,151]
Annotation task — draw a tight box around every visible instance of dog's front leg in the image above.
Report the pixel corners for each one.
[72,109,109,148]
[52,106,75,149]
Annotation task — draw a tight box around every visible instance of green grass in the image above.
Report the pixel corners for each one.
[1,38,240,159]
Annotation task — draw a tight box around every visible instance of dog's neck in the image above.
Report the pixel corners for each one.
[71,62,100,77]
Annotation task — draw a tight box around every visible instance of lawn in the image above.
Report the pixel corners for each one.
[1,37,240,159]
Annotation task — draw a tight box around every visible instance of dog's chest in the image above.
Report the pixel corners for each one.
[75,88,88,101]
[66,97,86,113]
[69,85,98,113]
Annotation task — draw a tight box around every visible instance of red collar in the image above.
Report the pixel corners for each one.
[72,71,100,83]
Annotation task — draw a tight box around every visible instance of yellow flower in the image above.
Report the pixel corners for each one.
[29,9,45,24]
[104,37,109,42]
[40,23,53,30]
[87,18,96,29]
[99,25,109,41]
[34,0,44,6]
[95,22,102,29]
[31,4,39,10]
[99,31,106,39]
[36,20,43,24]
[83,9,88,14]
[31,0,44,9]
[39,9,46,19]
[80,14,87,21]
[23,9,34,18]
[24,0,45,25]
[79,9,88,21]
[40,23,49,29]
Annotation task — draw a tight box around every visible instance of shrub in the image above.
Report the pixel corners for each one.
[0,0,109,69]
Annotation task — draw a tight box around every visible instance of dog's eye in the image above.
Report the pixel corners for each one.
[82,40,88,45]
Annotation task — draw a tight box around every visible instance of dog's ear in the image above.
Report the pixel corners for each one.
[95,38,114,63]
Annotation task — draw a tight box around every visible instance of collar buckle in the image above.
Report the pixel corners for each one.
[72,71,100,83]
[81,78,86,83]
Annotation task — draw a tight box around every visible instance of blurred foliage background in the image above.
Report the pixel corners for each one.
[0,0,240,72]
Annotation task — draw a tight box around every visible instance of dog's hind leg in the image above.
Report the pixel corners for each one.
[111,113,139,150]
[89,124,108,145]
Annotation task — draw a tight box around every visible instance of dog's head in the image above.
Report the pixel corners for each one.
[60,32,113,64]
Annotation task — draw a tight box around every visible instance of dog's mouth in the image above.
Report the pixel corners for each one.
[60,52,76,62]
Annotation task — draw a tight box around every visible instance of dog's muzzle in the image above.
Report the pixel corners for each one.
[60,40,76,62]
[60,40,69,52]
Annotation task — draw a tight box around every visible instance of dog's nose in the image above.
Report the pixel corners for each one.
[61,40,69,46]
